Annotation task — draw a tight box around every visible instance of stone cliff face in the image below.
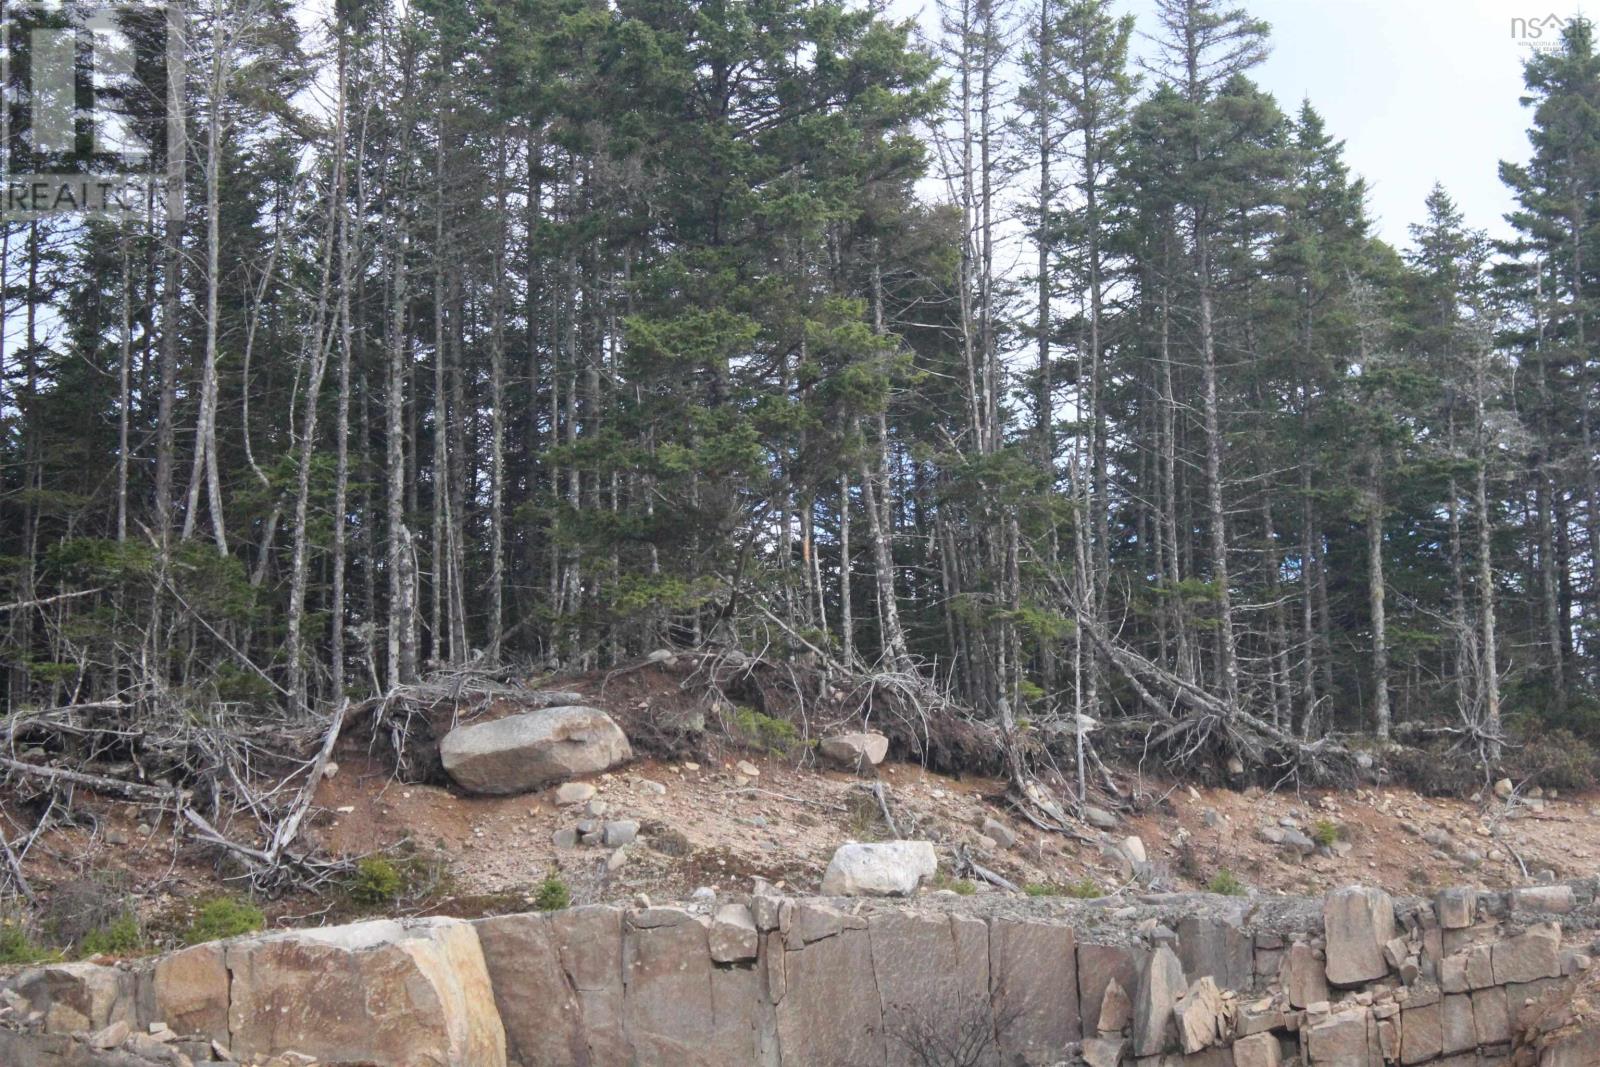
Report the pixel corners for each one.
[4,881,1599,1067]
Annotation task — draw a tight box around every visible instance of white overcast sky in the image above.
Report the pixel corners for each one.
[889,0,1584,250]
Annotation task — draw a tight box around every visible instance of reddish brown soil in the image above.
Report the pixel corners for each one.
[3,668,1596,957]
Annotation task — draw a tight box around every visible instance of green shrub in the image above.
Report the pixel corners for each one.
[931,873,977,895]
[844,791,888,841]
[1207,869,1246,896]
[349,857,405,906]
[731,706,799,755]
[185,897,265,944]
[1312,819,1340,848]
[534,874,570,912]
[79,913,142,957]
[0,922,57,965]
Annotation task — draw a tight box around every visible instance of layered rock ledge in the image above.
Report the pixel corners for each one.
[5,880,1600,1066]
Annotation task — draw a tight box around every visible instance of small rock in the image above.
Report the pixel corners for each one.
[1494,778,1514,799]
[89,1020,129,1050]
[691,886,718,904]
[556,782,597,805]
[322,761,340,780]
[646,648,676,665]
[736,760,760,778]
[1084,805,1120,830]
[106,829,129,846]
[1121,835,1147,863]
[1082,1036,1125,1067]
[552,827,578,848]
[640,779,667,795]
[606,846,629,871]
[602,819,639,847]
[1281,829,1316,855]
[981,818,1017,850]
[584,798,609,817]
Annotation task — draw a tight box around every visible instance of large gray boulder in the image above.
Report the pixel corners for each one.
[439,705,632,795]
[819,732,889,769]
[820,841,937,897]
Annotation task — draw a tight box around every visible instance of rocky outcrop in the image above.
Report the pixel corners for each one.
[224,917,505,1067]
[7,878,1600,1066]
[819,840,937,896]
[438,705,632,795]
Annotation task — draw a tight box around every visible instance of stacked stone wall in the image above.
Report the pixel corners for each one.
[5,881,1599,1066]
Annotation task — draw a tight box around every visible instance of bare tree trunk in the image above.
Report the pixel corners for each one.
[840,472,854,664]
[1532,265,1566,712]
[1158,275,1193,683]
[1473,348,1502,754]
[866,259,910,671]
[431,121,449,664]
[330,24,353,699]
[1190,223,1237,715]
[861,417,910,671]
[486,139,509,660]
[117,228,132,543]
[1366,458,1390,740]
[182,9,229,553]
[285,112,345,712]
[152,0,186,669]
[386,230,415,689]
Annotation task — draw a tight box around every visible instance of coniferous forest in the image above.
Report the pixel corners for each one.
[2,0,1598,783]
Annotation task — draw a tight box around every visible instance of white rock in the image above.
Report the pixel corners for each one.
[555,782,596,805]
[820,841,937,897]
